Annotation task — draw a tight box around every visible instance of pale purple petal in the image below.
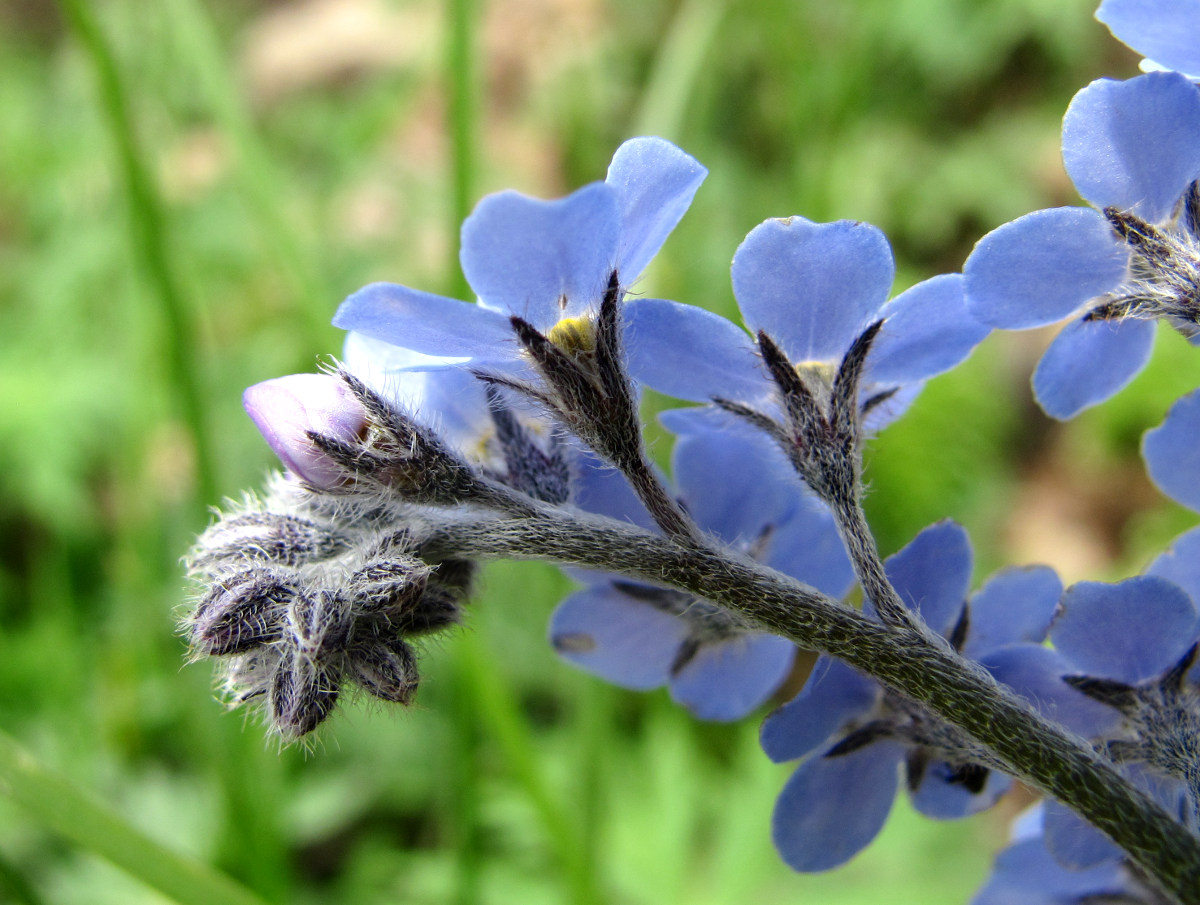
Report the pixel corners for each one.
[1051,577,1199,683]
[1063,72,1200,222]
[1032,316,1156,419]
[867,274,990,384]
[548,585,689,690]
[760,657,879,763]
[732,218,894,363]
[772,742,902,872]
[460,183,620,326]
[243,374,367,489]
[880,520,973,635]
[1143,388,1200,510]
[333,282,519,361]
[964,566,1063,657]
[963,207,1128,329]
[670,634,795,721]
[606,137,707,282]
[623,298,767,403]
[1098,0,1200,76]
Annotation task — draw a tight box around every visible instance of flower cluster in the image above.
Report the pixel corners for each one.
[181,6,1200,897]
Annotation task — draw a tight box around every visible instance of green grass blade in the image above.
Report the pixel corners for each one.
[58,0,217,515]
[0,731,269,905]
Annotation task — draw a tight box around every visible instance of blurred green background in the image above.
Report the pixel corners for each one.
[1,0,1198,903]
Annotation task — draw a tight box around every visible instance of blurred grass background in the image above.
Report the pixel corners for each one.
[1,0,1198,903]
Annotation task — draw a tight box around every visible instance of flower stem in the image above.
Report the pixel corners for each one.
[430,505,1200,905]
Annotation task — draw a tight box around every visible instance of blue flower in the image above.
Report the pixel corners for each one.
[332,138,706,379]
[761,521,1063,871]
[973,806,1156,905]
[1097,0,1200,77]
[625,217,988,423]
[342,331,575,503]
[1037,575,1200,869]
[964,71,1200,418]
[1141,389,1200,621]
[548,409,854,721]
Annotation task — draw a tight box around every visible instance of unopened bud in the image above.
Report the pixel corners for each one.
[190,571,290,656]
[349,636,420,704]
[347,559,431,616]
[244,374,368,489]
[270,653,341,738]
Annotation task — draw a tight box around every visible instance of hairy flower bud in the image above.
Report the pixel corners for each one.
[270,650,341,739]
[190,570,291,656]
[346,558,431,616]
[244,374,368,489]
[348,635,420,704]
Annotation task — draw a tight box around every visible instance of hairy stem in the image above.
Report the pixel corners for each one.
[427,505,1200,905]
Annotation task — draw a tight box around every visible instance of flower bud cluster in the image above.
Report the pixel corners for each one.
[186,414,478,739]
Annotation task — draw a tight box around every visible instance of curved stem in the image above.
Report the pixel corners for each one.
[427,505,1200,905]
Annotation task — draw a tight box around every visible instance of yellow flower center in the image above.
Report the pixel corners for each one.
[546,315,598,361]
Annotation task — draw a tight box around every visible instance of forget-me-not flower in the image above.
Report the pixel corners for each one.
[760,521,1063,871]
[549,408,854,721]
[973,805,1164,905]
[964,71,1200,418]
[625,216,988,420]
[1036,575,1200,869]
[1097,0,1200,77]
[332,138,706,381]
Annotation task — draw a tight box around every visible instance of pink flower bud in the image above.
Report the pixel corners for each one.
[243,374,367,489]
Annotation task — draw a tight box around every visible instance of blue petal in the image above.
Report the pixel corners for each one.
[460,183,621,327]
[867,274,990,384]
[910,761,1012,820]
[768,496,856,598]
[606,137,707,282]
[963,207,1128,329]
[1032,316,1155,419]
[334,282,519,360]
[342,332,493,452]
[760,657,879,763]
[670,633,795,721]
[862,380,924,433]
[771,741,902,872]
[623,298,768,403]
[972,837,1127,905]
[880,520,973,635]
[1042,800,1124,869]
[1143,388,1200,510]
[1098,0,1200,76]
[1063,72,1200,223]
[670,419,795,542]
[732,218,894,364]
[1051,576,1199,682]
[569,447,656,530]
[1147,526,1200,604]
[548,585,689,690]
[964,566,1063,657]
[981,644,1120,738]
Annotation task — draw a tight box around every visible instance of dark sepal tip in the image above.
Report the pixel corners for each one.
[1061,673,1140,712]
